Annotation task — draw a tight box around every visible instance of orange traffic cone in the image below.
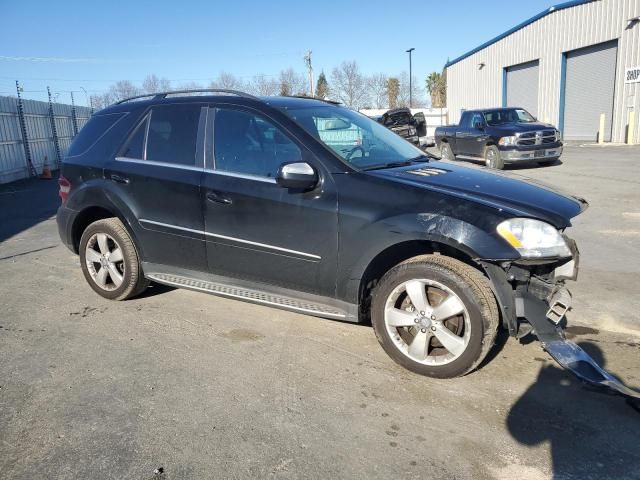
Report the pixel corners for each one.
[40,156,52,179]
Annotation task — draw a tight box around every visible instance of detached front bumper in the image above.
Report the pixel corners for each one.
[482,243,640,400]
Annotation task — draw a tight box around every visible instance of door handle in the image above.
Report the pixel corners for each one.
[110,174,130,184]
[206,191,232,205]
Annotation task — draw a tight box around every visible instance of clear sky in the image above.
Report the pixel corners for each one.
[1,0,555,105]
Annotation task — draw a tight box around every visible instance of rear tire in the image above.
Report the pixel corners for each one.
[371,255,499,378]
[79,218,149,300]
[484,146,504,169]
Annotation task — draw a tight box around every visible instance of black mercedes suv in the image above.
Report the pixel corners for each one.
[56,90,587,379]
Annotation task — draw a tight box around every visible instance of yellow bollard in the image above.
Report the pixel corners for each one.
[628,111,636,145]
[598,113,605,144]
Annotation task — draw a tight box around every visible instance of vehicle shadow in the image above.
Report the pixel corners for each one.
[506,342,640,479]
[505,158,564,170]
[0,175,60,243]
[136,282,176,299]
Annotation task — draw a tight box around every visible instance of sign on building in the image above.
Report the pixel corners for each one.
[625,67,640,84]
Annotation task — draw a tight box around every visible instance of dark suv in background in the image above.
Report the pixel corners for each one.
[57,90,588,380]
[435,107,562,169]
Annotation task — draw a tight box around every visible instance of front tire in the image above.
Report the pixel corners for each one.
[484,146,504,169]
[371,255,499,378]
[79,218,149,300]
[440,142,455,161]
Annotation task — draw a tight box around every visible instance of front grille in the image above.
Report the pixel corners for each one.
[517,129,556,146]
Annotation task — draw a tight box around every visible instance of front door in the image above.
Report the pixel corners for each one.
[456,112,486,156]
[104,103,207,271]
[201,104,338,298]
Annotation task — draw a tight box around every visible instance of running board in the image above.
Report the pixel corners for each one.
[146,272,349,320]
[522,292,640,400]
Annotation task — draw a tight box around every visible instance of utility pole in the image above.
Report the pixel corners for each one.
[304,50,314,97]
[406,48,415,108]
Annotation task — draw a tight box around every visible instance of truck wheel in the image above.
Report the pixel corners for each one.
[79,218,149,301]
[484,146,504,169]
[440,143,455,161]
[371,255,499,378]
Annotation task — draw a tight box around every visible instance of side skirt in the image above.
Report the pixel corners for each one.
[142,262,359,322]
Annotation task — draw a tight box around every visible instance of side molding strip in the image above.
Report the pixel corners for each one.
[139,218,321,260]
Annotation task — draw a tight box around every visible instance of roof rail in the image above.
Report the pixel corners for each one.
[287,95,341,105]
[114,88,258,105]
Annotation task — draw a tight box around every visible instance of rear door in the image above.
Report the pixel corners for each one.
[104,103,207,271]
[201,103,338,297]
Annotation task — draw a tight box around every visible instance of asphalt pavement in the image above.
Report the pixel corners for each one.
[1,145,639,480]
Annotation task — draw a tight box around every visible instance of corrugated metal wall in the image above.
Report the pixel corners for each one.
[446,0,640,144]
[0,96,91,184]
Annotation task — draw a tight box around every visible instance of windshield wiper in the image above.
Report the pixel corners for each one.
[362,161,413,171]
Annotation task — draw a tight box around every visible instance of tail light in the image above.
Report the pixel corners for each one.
[58,175,71,205]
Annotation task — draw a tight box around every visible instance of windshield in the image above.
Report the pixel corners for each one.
[484,108,536,126]
[284,104,425,169]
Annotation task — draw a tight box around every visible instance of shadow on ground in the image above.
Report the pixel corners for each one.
[507,342,640,479]
[0,174,60,242]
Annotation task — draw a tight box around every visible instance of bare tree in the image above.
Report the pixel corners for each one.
[367,73,388,109]
[330,61,368,109]
[398,72,426,108]
[248,75,279,96]
[142,74,171,93]
[210,72,245,90]
[279,68,306,96]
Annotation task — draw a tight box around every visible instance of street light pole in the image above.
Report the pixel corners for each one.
[406,48,415,108]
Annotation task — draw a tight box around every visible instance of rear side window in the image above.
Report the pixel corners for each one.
[121,117,147,159]
[67,113,124,157]
[119,104,201,166]
[146,105,200,166]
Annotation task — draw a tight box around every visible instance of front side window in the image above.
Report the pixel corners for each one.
[285,105,423,169]
[214,108,301,178]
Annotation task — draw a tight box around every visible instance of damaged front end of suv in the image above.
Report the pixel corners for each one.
[481,215,640,399]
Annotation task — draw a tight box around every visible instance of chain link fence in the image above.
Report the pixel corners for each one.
[0,94,92,184]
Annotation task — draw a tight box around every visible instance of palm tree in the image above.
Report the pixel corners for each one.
[426,72,446,108]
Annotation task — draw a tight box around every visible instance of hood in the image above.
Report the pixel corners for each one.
[369,161,587,228]
[490,122,556,134]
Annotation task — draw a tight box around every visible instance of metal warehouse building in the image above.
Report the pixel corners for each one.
[445,0,640,143]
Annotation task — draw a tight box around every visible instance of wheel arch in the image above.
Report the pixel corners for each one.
[356,238,486,322]
[67,181,144,257]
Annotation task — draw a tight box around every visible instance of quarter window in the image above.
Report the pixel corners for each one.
[214,108,301,178]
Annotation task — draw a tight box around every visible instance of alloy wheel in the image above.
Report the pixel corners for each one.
[85,233,125,291]
[384,279,470,365]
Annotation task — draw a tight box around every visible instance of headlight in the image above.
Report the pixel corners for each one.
[555,129,562,141]
[498,135,517,146]
[497,218,571,258]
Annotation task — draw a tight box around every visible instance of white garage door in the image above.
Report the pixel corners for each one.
[563,40,618,142]
[505,60,539,117]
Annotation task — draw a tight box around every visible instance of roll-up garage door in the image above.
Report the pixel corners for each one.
[505,60,539,117]
[563,40,618,142]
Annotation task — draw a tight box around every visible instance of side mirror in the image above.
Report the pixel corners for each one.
[276,162,318,190]
[473,121,484,130]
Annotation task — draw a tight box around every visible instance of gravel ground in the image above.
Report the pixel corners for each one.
[1,145,639,480]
